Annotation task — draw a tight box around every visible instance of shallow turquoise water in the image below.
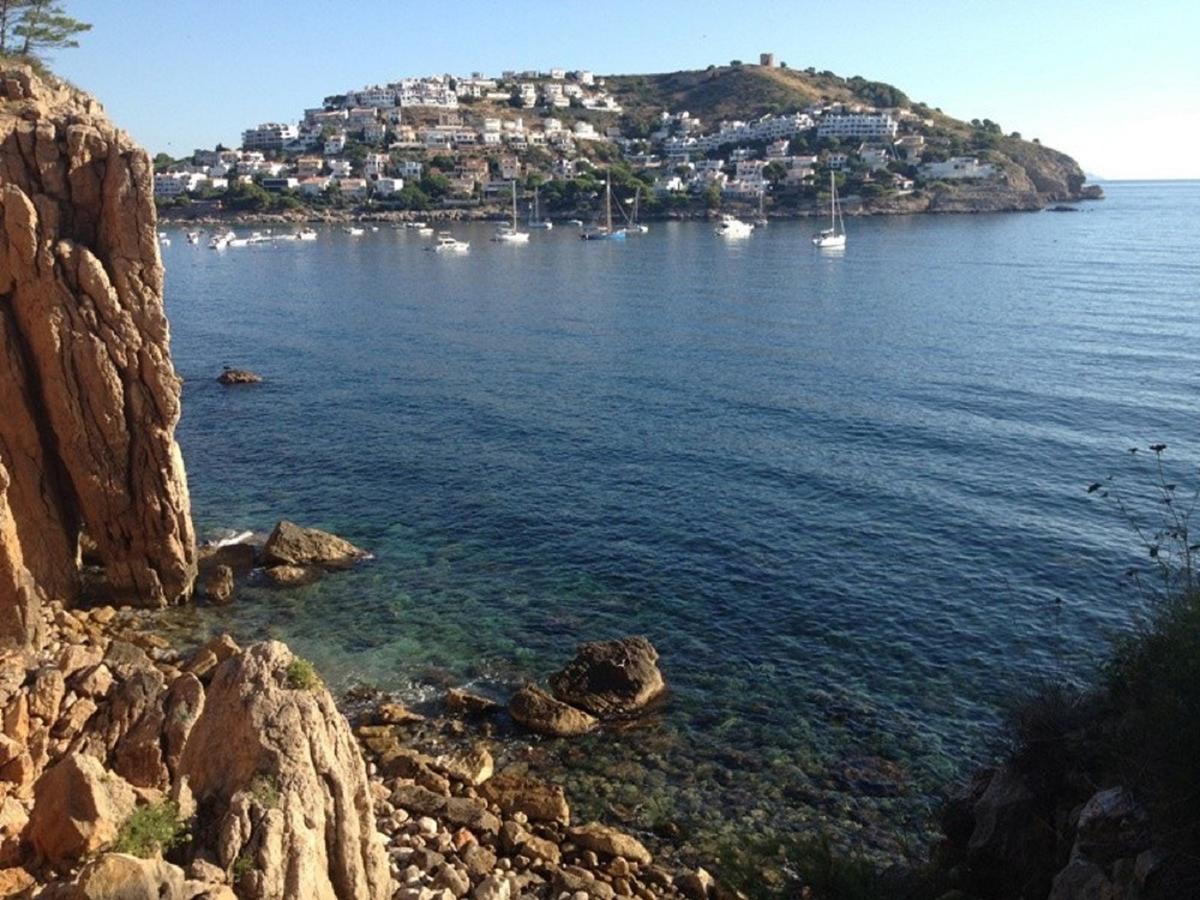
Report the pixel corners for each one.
[161,182,1200,856]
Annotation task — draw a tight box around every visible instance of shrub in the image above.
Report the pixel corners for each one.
[249,773,281,809]
[111,801,187,858]
[285,657,320,690]
[232,852,255,880]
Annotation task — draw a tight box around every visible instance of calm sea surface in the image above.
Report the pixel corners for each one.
[162,181,1200,858]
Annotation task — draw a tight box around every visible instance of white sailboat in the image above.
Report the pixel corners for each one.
[812,172,846,248]
[753,189,769,227]
[628,187,648,234]
[580,173,626,241]
[528,185,553,229]
[493,181,530,243]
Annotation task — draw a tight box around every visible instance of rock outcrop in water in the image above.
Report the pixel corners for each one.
[0,64,196,624]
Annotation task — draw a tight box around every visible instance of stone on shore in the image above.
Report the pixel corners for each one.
[444,688,500,717]
[216,367,262,385]
[548,636,665,718]
[567,822,653,864]
[508,683,597,737]
[478,771,570,826]
[261,520,367,570]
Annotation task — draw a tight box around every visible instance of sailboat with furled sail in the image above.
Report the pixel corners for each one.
[812,172,846,248]
[581,172,626,241]
[528,185,553,229]
[493,181,530,242]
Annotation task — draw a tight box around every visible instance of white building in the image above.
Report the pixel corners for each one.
[324,133,347,155]
[241,122,299,151]
[298,176,333,196]
[816,113,898,140]
[363,153,389,178]
[396,160,423,179]
[374,177,405,196]
[337,178,369,200]
[919,157,996,180]
[328,158,353,178]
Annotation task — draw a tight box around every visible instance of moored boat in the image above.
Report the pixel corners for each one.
[812,172,847,248]
[715,214,754,238]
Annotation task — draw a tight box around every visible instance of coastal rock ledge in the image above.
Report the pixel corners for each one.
[0,63,196,631]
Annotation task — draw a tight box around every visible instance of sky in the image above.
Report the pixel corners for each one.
[48,0,1200,180]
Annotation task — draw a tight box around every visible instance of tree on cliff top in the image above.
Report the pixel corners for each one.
[0,0,90,58]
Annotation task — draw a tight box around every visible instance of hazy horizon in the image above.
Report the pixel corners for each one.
[46,0,1200,181]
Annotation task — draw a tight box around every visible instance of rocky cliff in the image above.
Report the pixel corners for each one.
[0,64,195,632]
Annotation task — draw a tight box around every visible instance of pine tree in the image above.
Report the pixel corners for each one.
[13,0,90,57]
[0,0,34,55]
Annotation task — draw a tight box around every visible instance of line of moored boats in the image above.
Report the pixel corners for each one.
[162,173,848,254]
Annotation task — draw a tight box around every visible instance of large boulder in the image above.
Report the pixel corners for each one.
[47,852,187,900]
[177,641,390,900]
[508,683,596,737]
[548,637,665,718]
[261,521,366,571]
[73,666,169,788]
[966,764,1059,895]
[1072,786,1149,865]
[28,753,137,865]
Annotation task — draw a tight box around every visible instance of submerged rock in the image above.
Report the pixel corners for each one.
[548,636,665,718]
[203,564,234,606]
[263,564,322,588]
[508,683,597,737]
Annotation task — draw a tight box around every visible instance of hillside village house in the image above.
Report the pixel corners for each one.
[919,157,995,180]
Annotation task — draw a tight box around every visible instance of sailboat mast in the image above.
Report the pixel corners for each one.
[830,172,836,231]
[511,181,518,230]
[606,173,613,233]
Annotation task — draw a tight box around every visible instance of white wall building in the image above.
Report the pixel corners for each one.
[241,122,299,151]
[919,156,996,180]
[816,113,898,140]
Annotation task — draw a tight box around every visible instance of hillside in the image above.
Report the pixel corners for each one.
[605,64,1098,205]
[157,60,1101,222]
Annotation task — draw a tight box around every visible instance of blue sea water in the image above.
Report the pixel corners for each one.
[161,182,1200,857]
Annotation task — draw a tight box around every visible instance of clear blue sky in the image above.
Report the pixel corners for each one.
[52,0,1199,179]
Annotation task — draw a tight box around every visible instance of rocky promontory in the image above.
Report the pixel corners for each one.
[0,63,195,624]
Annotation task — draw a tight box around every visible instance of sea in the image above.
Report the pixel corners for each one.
[160,181,1200,861]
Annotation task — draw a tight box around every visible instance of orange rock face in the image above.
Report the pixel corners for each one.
[0,65,195,631]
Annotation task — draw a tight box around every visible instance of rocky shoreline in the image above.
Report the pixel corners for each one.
[156,187,1102,229]
[0,589,726,899]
